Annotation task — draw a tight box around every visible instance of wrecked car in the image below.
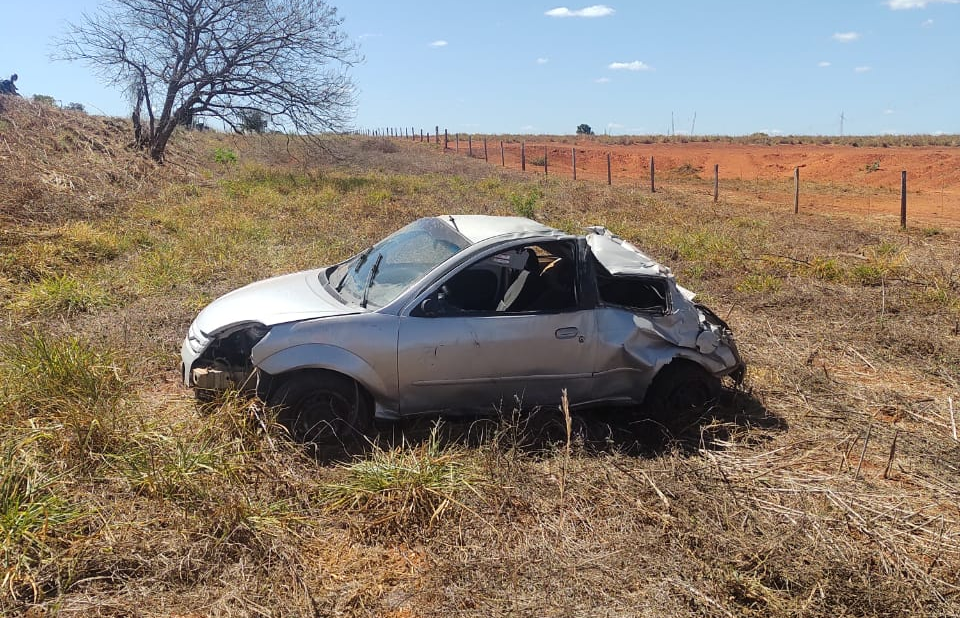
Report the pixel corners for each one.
[181,215,744,441]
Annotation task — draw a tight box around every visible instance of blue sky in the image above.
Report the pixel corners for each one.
[3,1,959,135]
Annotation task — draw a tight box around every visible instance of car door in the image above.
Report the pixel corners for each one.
[396,239,596,415]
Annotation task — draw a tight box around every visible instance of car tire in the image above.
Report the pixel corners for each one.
[642,360,720,434]
[268,371,373,444]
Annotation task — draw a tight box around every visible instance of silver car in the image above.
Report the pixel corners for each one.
[181,215,744,441]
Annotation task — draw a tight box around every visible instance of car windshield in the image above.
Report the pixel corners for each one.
[329,218,470,308]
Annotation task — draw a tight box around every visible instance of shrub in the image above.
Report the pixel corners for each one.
[509,190,540,218]
[213,147,238,164]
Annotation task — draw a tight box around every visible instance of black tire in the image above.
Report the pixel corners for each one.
[267,371,373,444]
[642,361,721,433]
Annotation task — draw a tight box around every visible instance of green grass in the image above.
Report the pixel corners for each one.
[320,425,482,533]
[0,333,130,459]
[0,431,81,602]
[736,273,782,294]
[10,273,114,315]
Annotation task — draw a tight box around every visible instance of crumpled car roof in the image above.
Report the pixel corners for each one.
[584,226,667,277]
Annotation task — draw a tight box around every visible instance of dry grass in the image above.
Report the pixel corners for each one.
[1,104,959,616]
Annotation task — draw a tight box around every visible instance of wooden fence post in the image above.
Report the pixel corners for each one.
[901,170,907,228]
[500,141,505,166]
[713,164,719,203]
[607,153,612,185]
[572,148,576,180]
[650,156,656,193]
[444,129,448,149]
[469,135,473,157]
[794,167,800,214]
[521,142,526,171]
[456,133,459,152]
[544,146,548,177]
[435,126,439,144]
[483,138,488,162]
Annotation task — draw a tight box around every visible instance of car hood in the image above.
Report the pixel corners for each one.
[193,269,360,336]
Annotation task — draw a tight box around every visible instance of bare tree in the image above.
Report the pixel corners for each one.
[57,0,359,162]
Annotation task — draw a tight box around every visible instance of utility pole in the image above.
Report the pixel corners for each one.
[690,112,696,136]
[671,111,675,137]
[840,111,845,137]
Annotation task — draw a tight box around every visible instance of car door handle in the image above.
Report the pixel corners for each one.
[555,327,579,340]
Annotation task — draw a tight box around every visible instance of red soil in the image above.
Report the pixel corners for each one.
[452,139,960,226]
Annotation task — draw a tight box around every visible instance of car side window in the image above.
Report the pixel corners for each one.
[431,240,579,315]
[595,269,669,313]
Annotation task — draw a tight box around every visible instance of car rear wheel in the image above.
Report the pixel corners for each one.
[643,360,720,434]
[268,371,372,444]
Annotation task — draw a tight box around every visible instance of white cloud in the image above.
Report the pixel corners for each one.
[818,61,832,67]
[607,122,624,129]
[886,0,958,9]
[832,31,861,42]
[358,33,382,40]
[536,57,549,64]
[428,40,448,47]
[884,108,895,115]
[594,77,611,83]
[922,18,935,26]
[608,60,653,71]
[545,5,615,18]
[855,66,872,72]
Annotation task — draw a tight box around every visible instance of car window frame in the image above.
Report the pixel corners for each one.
[405,237,588,318]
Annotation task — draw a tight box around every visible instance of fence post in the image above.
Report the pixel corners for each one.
[572,148,576,180]
[500,141,505,166]
[794,167,800,214]
[544,146,548,177]
[420,129,424,142]
[521,142,526,171]
[607,153,612,185]
[444,129,448,149]
[483,138,488,162]
[469,135,473,157]
[713,164,719,203]
[456,133,459,152]
[901,170,907,229]
[650,156,656,193]
[435,126,439,144]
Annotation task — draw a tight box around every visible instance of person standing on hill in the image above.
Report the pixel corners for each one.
[0,74,19,95]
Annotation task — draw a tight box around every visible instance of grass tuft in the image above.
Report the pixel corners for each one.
[0,431,81,602]
[320,425,482,533]
[0,333,129,459]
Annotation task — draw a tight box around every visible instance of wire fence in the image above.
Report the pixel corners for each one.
[354,126,932,229]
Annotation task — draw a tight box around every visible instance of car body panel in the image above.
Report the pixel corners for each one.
[193,269,356,335]
[251,313,400,411]
[397,309,597,414]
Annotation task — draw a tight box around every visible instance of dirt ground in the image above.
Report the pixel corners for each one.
[446,139,960,226]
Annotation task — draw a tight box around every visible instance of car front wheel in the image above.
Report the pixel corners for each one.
[267,371,372,445]
[642,360,721,434]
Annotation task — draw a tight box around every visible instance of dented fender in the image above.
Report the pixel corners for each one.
[253,343,395,410]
